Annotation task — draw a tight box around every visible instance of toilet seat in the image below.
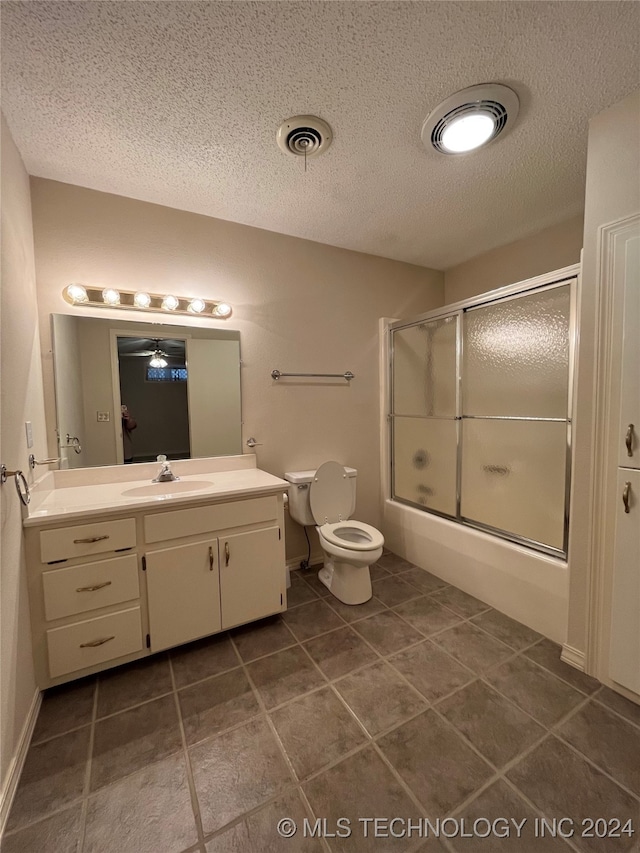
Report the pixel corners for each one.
[318,520,384,552]
[310,461,353,524]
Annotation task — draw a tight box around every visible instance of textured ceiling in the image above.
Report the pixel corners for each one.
[2,1,639,269]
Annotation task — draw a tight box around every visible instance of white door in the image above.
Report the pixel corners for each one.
[609,469,640,694]
[219,527,284,630]
[618,231,640,468]
[146,539,221,652]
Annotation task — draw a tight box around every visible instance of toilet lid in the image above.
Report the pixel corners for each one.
[310,461,352,524]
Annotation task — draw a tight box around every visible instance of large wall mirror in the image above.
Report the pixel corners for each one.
[51,314,242,468]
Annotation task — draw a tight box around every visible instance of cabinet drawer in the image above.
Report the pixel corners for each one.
[40,518,136,564]
[145,496,278,543]
[42,554,140,621]
[46,606,142,679]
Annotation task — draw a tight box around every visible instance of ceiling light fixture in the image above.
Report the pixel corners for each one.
[149,351,168,369]
[421,83,519,155]
[62,286,232,320]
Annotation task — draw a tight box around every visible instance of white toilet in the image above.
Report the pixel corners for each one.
[284,461,384,605]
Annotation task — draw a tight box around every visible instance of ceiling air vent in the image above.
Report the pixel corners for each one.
[277,115,332,159]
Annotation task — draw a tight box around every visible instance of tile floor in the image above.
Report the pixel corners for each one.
[3,552,640,853]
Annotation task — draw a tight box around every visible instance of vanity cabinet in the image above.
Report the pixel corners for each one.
[24,489,287,688]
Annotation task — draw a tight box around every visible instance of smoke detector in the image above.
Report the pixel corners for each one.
[277,115,333,159]
[421,83,519,155]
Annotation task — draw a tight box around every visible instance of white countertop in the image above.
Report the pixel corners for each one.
[23,466,288,527]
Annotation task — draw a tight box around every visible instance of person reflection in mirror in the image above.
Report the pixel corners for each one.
[121,404,137,463]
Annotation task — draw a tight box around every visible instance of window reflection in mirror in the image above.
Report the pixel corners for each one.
[51,314,242,469]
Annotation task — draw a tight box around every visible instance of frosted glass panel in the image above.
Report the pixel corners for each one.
[393,316,457,417]
[461,419,567,550]
[463,285,571,418]
[393,417,457,516]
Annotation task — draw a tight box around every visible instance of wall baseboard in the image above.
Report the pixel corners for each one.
[561,643,586,672]
[0,688,42,838]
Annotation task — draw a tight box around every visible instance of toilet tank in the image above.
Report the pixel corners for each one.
[284,465,357,526]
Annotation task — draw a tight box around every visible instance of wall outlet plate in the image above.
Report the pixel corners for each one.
[97,411,110,422]
[25,421,33,448]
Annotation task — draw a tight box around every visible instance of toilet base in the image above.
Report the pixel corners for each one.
[318,555,372,605]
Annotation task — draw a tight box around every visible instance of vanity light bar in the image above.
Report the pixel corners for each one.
[63,285,232,319]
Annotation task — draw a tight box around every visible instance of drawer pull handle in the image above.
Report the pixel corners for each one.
[209,546,214,571]
[76,581,112,593]
[625,424,635,457]
[73,535,110,544]
[79,635,115,648]
[225,542,230,566]
[623,481,631,514]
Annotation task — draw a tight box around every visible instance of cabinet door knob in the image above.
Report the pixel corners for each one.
[625,424,635,457]
[209,546,214,571]
[623,481,632,514]
[225,542,230,566]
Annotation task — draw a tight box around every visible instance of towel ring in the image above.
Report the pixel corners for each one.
[14,471,30,506]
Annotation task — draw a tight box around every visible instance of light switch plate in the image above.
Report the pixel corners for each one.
[25,421,33,448]
[97,411,110,422]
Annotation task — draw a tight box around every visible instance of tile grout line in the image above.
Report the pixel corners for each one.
[168,654,207,849]
[77,677,99,853]
[197,633,334,851]
[592,694,640,733]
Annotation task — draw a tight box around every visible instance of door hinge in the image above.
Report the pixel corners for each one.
[142,555,146,571]
[280,593,283,605]
[146,633,150,649]
[278,527,281,540]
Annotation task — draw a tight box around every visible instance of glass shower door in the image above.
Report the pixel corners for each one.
[391,315,459,517]
[460,284,572,552]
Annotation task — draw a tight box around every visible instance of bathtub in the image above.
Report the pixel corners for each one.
[382,498,568,643]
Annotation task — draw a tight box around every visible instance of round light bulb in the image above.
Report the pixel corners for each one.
[213,302,232,318]
[102,288,120,305]
[134,292,151,309]
[149,354,168,368]
[440,112,495,153]
[188,298,206,314]
[66,284,88,304]
[162,295,179,311]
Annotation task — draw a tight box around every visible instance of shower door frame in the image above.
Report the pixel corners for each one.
[387,264,579,560]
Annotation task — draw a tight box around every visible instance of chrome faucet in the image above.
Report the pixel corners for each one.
[152,455,179,483]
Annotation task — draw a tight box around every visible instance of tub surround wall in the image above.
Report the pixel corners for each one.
[444,214,583,304]
[0,116,48,826]
[30,178,444,565]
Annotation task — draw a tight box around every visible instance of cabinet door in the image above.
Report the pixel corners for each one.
[219,527,284,630]
[609,469,640,694]
[618,231,640,468]
[146,539,221,652]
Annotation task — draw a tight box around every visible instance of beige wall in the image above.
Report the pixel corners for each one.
[444,215,584,304]
[568,90,640,661]
[0,117,47,808]
[30,179,444,560]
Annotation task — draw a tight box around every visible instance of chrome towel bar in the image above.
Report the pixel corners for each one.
[271,369,354,381]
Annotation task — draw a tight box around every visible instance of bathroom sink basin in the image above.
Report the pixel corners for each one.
[121,480,215,498]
